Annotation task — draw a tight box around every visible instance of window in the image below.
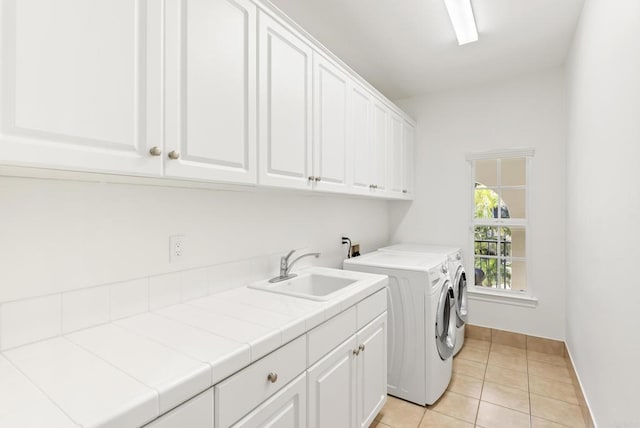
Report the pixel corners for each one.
[468,151,532,292]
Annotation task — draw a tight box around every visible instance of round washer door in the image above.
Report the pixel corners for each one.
[435,280,457,360]
[454,267,468,327]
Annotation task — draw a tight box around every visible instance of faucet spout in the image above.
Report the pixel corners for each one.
[285,252,320,276]
[269,250,321,283]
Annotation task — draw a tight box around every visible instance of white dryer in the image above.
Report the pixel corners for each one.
[344,252,457,405]
[379,244,468,356]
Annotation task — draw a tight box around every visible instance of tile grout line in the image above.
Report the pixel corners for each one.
[474,341,490,427]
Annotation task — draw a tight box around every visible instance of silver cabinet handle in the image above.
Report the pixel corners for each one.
[359,344,365,352]
[373,185,378,189]
[149,146,162,156]
[369,184,374,189]
[353,348,360,356]
[168,150,180,160]
[267,372,278,383]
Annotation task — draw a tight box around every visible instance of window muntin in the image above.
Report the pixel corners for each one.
[471,156,529,292]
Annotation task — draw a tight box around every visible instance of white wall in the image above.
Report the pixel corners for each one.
[0,175,389,303]
[565,0,640,425]
[390,68,567,340]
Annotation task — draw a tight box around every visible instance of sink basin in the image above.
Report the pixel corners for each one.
[249,273,358,301]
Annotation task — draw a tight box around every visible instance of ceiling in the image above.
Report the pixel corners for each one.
[268,0,585,100]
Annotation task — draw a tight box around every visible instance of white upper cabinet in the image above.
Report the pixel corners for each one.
[388,112,405,195]
[163,0,257,184]
[349,84,373,195]
[0,0,163,175]
[258,12,313,189]
[402,122,415,198]
[372,97,389,195]
[312,53,349,192]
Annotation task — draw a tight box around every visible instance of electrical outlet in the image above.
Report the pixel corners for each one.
[170,235,185,263]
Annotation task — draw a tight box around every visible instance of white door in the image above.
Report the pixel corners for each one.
[402,122,415,198]
[356,313,387,428]
[258,12,313,189]
[349,84,373,195]
[232,374,306,428]
[164,0,257,184]
[0,0,162,175]
[307,336,357,428]
[312,53,349,192]
[146,388,213,428]
[388,113,404,195]
[372,98,389,195]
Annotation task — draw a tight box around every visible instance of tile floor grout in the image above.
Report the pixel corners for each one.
[373,337,586,428]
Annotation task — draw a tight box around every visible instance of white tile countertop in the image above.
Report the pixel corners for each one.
[0,267,387,428]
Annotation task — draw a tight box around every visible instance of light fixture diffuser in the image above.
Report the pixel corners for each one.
[444,0,478,45]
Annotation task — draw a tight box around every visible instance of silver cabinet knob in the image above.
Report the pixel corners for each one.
[373,185,378,189]
[168,150,180,160]
[308,176,314,182]
[267,372,278,383]
[402,189,408,194]
[353,348,360,356]
[314,176,321,182]
[149,146,162,156]
[359,344,365,352]
[369,184,374,189]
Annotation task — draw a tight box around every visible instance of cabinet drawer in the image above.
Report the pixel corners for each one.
[231,373,306,428]
[215,335,306,428]
[356,288,387,330]
[307,306,357,366]
[144,388,213,428]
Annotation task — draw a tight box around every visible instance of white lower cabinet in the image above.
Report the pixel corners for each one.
[232,374,306,428]
[308,312,387,428]
[307,335,358,428]
[147,292,386,428]
[356,313,388,428]
[145,388,214,428]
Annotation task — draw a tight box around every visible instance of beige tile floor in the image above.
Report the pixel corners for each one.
[372,338,586,428]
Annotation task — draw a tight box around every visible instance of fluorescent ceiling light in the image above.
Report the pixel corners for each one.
[444,0,478,45]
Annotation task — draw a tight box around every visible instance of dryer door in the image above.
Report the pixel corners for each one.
[435,280,456,360]
[454,266,468,327]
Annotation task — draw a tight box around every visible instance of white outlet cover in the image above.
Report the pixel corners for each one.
[170,235,185,263]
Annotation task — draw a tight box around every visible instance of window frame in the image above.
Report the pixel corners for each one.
[466,149,537,306]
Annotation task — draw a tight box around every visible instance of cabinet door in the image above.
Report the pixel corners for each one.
[349,83,373,195]
[232,374,306,428]
[312,53,349,192]
[402,123,415,198]
[307,335,357,428]
[372,98,389,194]
[146,388,213,428]
[164,0,257,184]
[356,313,387,428]
[258,12,313,189]
[0,0,162,175]
[387,112,404,196]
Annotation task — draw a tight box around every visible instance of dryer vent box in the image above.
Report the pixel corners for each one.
[351,243,360,257]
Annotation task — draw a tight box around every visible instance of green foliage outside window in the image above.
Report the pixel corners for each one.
[474,184,512,288]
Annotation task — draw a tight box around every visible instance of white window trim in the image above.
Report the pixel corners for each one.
[466,150,537,306]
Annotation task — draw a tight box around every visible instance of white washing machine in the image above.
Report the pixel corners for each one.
[379,244,468,356]
[344,252,457,406]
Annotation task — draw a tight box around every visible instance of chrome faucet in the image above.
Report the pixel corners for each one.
[269,249,320,283]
